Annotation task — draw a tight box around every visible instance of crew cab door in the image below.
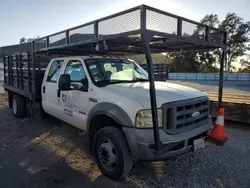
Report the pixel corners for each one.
[60,59,90,130]
[41,59,64,119]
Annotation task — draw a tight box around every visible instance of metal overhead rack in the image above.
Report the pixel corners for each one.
[31,4,227,152]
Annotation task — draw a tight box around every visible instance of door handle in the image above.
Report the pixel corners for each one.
[43,86,45,93]
[57,89,61,98]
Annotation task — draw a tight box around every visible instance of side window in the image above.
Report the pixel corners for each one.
[64,60,87,90]
[88,64,105,82]
[47,60,64,82]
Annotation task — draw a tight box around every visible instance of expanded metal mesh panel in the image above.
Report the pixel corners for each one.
[69,24,95,42]
[209,29,224,44]
[34,39,47,51]
[49,32,66,47]
[182,21,206,42]
[32,6,225,53]
[99,10,140,36]
[146,10,177,34]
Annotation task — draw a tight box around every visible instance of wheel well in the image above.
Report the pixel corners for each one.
[88,115,124,150]
[8,91,13,108]
[89,115,122,139]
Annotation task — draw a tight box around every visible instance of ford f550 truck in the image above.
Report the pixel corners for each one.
[2,5,227,179]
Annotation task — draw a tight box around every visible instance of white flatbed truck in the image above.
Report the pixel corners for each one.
[2,4,227,179]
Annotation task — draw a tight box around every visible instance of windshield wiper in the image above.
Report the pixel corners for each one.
[96,79,148,87]
[95,79,128,86]
[132,78,149,82]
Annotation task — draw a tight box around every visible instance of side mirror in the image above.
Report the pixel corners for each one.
[58,74,70,91]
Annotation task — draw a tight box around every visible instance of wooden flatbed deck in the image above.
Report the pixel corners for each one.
[207,93,250,124]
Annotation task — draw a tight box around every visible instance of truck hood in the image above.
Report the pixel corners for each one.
[104,81,206,109]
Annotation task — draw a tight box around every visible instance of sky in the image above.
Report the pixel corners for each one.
[0,0,249,47]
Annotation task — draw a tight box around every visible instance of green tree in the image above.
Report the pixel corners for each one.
[128,53,167,64]
[191,13,250,72]
[19,37,26,44]
[197,15,220,70]
[220,13,250,71]
[239,56,250,72]
[168,51,200,73]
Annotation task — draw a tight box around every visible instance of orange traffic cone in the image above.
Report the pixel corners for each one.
[207,108,228,146]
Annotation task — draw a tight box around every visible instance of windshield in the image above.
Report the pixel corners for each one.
[85,58,148,85]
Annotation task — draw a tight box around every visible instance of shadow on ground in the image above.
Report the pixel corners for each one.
[0,106,142,188]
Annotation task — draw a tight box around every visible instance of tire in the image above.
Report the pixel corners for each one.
[12,95,26,118]
[8,92,13,108]
[93,126,133,180]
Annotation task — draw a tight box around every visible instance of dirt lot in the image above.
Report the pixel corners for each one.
[1,93,250,188]
[0,82,4,94]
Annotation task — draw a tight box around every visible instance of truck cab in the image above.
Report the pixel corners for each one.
[40,55,212,179]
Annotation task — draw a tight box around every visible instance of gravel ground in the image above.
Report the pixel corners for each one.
[167,80,250,95]
[0,93,250,188]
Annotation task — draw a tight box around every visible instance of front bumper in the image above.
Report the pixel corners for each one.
[123,118,212,161]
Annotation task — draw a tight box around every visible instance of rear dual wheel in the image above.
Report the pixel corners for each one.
[12,95,26,118]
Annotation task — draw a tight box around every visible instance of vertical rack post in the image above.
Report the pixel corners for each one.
[27,53,31,92]
[3,56,6,84]
[141,5,162,151]
[7,56,11,86]
[66,30,69,44]
[94,21,99,52]
[218,32,227,109]
[19,54,23,89]
[94,21,99,38]
[15,54,19,89]
[10,56,14,86]
[177,18,182,37]
[32,41,36,96]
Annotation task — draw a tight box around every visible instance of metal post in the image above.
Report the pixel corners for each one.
[218,32,227,109]
[218,49,225,109]
[205,26,209,42]
[177,18,182,37]
[19,54,23,89]
[66,30,69,44]
[32,41,36,95]
[46,37,49,48]
[7,56,11,85]
[3,56,6,84]
[10,56,14,86]
[15,55,19,89]
[30,41,36,117]
[141,5,162,151]
[27,53,31,92]
[143,40,162,151]
[94,21,99,38]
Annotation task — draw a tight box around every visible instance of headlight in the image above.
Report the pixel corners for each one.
[135,109,162,128]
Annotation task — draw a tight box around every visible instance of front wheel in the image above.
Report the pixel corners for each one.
[93,127,133,180]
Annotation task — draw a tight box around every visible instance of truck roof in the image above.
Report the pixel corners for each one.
[52,55,130,61]
[81,56,129,60]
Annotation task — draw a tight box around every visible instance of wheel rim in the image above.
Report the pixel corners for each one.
[97,137,118,171]
[13,98,17,115]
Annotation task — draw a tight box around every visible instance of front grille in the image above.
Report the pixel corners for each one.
[162,97,209,134]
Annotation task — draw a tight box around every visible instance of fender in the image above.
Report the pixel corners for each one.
[87,102,133,136]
